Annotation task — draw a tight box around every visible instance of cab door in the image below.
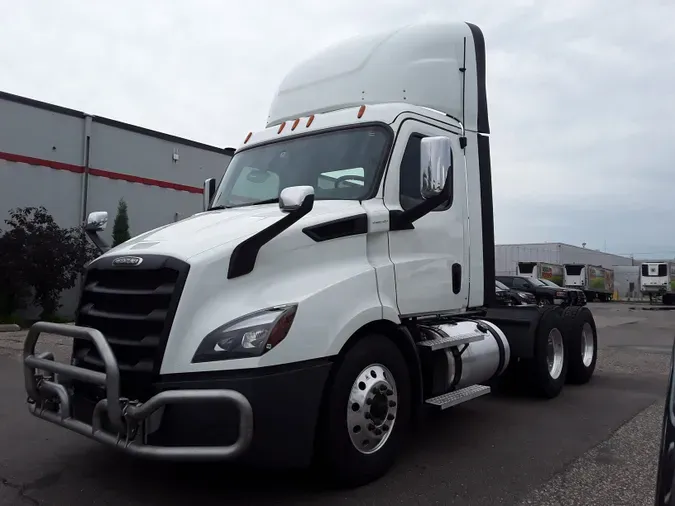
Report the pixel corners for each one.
[383,118,468,316]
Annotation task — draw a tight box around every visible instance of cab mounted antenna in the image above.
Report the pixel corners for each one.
[459,37,468,150]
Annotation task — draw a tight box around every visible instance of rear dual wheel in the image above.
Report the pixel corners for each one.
[524,307,568,398]
[561,306,598,384]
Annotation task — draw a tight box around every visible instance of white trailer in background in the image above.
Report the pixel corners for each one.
[517,262,564,286]
[640,262,675,304]
[563,264,615,302]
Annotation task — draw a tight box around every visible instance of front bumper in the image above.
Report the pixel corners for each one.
[23,322,331,466]
[643,286,668,294]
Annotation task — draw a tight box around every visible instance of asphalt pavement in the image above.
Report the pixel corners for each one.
[0,303,671,505]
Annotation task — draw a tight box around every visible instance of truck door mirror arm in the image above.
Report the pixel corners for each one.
[227,186,315,279]
[391,136,453,230]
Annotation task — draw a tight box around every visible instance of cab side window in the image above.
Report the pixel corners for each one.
[399,133,452,212]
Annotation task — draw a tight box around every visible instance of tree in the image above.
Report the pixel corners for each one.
[112,198,131,247]
[0,207,97,318]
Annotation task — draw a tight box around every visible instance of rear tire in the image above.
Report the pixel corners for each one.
[524,307,567,398]
[561,306,597,384]
[315,334,411,488]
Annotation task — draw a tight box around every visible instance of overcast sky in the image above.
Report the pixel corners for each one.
[1,0,673,258]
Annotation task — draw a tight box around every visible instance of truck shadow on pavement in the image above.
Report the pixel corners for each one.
[39,374,660,506]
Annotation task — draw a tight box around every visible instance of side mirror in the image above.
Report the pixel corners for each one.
[279,185,315,213]
[420,136,453,199]
[203,178,217,211]
[85,211,108,232]
[84,211,110,254]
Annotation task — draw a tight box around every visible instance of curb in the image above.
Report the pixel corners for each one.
[0,324,21,332]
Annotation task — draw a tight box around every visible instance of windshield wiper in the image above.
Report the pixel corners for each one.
[229,198,280,208]
[208,198,280,211]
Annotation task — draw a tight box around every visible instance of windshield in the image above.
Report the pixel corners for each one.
[496,281,508,290]
[539,279,559,287]
[211,126,391,208]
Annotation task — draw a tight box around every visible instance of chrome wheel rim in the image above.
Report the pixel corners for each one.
[546,328,565,380]
[581,322,594,367]
[347,364,398,455]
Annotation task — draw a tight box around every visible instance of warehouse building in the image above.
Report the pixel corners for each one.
[496,243,637,300]
[0,90,234,317]
[496,243,634,275]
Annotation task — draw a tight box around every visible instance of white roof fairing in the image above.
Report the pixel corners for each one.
[266,22,489,134]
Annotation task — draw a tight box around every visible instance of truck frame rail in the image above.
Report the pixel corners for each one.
[23,321,254,461]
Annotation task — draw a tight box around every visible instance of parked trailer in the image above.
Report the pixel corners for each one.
[20,21,599,488]
[517,262,564,286]
[563,264,614,301]
[640,262,675,304]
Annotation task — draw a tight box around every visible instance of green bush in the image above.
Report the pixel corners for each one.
[112,198,131,247]
[0,206,97,320]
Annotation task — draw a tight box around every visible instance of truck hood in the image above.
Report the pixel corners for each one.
[100,200,365,261]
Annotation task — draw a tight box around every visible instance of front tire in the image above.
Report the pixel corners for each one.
[315,334,411,487]
[524,307,568,398]
[562,306,598,384]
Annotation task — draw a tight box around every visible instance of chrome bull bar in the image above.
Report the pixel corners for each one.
[23,321,254,461]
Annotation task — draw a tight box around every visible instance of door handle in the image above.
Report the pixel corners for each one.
[452,263,462,294]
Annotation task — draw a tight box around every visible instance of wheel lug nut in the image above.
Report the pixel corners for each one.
[374,428,382,436]
[383,424,389,431]
[389,400,396,407]
[387,414,395,421]
[379,384,387,392]
[386,389,393,396]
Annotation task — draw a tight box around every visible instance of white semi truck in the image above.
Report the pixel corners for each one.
[22,21,599,487]
[640,261,675,304]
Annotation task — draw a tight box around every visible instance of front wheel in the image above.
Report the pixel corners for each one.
[314,334,411,487]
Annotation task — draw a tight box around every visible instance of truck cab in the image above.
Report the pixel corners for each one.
[21,21,600,488]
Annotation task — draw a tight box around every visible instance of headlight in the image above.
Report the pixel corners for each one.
[192,304,297,363]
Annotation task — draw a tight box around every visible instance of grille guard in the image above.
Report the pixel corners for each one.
[23,321,254,461]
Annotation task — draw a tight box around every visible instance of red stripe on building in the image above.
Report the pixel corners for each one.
[0,150,204,194]
[0,151,84,174]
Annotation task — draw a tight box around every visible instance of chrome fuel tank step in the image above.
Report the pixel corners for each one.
[417,331,486,351]
[425,384,491,410]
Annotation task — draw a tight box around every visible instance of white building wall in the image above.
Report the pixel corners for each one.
[0,90,234,318]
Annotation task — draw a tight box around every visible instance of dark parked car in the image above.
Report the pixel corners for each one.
[538,278,587,306]
[496,275,569,306]
[495,280,537,306]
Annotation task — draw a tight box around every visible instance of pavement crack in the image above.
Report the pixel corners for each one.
[1,474,48,506]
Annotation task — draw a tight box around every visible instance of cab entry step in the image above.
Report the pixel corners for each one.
[417,331,486,351]
[425,384,491,410]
